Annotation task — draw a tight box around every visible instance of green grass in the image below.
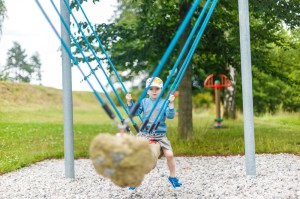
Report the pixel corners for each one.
[168,111,300,155]
[0,81,299,174]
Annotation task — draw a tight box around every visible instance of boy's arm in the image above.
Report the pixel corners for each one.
[126,94,133,106]
[166,94,176,119]
[126,94,143,116]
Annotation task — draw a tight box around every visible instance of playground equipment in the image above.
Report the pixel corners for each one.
[204,74,232,128]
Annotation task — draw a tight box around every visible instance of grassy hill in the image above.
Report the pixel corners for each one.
[0,81,99,109]
[0,81,114,124]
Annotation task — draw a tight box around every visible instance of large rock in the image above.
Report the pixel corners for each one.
[89,133,161,187]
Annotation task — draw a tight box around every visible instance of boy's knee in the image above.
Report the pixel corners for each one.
[164,151,174,159]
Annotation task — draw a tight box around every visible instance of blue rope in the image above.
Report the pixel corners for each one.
[141,0,212,132]
[150,0,219,131]
[129,0,202,118]
[73,0,142,123]
[73,0,124,88]
[35,0,117,122]
[49,0,126,124]
[73,0,128,94]
[36,0,216,132]
[61,0,140,131]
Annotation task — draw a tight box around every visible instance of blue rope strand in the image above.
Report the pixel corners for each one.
[35,0,116,120]
[142,0,213,131]
[151,0,219,130]
[61,0,140,129]
[49,0,125,122]
[73,0,143,123]
[74,0,128,94]
[129,0,202,118]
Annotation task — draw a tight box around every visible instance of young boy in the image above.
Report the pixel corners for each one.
[126,77,182,190]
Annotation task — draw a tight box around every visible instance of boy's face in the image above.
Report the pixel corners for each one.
[147,86,161,99]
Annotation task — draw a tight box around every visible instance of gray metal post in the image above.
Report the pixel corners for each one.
[61,0,75,178]
[238,0,256,176]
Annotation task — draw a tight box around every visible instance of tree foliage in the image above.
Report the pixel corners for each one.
[72,0,300,121]
[0,42,42,84]
[0,0,6,35]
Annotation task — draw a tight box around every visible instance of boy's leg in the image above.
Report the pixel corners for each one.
[162,148,176,177]
[163,148,182,188]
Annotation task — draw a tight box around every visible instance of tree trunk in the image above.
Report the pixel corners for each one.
[178,2,193,140]
[223,64,237,119]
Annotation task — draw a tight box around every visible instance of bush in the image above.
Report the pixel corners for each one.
[192,92,213,109]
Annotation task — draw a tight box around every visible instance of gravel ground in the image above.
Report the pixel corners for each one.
[0,153,300,199]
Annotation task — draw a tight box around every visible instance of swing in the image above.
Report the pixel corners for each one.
[36,0,218,188]
[90,0,218,187]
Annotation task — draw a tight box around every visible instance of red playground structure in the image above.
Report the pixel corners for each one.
[204,74,232,128]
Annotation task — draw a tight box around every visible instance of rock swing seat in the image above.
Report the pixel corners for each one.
[89,133,162,187]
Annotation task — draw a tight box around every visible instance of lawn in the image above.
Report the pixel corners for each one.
[0,81,299,174]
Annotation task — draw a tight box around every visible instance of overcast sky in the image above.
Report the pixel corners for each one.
[0,0,117,91]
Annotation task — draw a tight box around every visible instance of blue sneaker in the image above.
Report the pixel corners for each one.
[168,176,182,188]
[128,187,135,191]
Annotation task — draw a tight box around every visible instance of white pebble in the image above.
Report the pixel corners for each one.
[0,154,299,198]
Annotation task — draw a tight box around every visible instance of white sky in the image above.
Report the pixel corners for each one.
[0,0,117,91]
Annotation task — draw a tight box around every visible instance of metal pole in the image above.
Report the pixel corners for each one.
[214,80,223,128]
[238,0,256,176]
[61,0,75,178]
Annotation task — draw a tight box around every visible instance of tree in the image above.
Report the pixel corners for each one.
[194,0,300,116]
[178,1,193,139]
[265,28,300,112]
[1,41,42,84]
[29,52,43,84]
[0,0,6,35]
[0,0,7,80]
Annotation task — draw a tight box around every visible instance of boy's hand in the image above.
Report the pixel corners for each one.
[168,94,175,109]
[168,94,175,103]
[126,94,132,106]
